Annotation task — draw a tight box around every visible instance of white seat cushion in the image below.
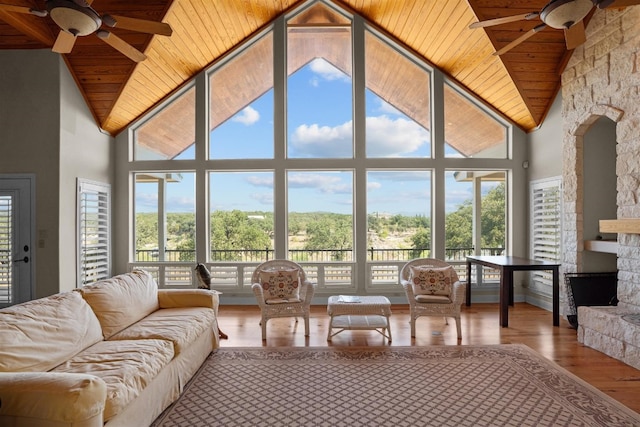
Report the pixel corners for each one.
[108,307,215,355]
[51,339,174,421]
[415,294,452,303]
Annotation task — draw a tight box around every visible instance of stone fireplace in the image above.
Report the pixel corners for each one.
[562,6,640,369]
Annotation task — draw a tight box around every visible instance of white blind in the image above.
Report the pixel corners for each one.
[530,178,562,290]
[78,180,111,287]
[0,196,12,303]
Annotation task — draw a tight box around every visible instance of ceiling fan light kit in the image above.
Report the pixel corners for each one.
[47,0,101,36]
[540,0,594,29]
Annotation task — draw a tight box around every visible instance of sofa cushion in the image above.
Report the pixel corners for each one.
[51,339,174,422]
[77,269,159,339]
[108,307,216,356]
[0,291,103,372]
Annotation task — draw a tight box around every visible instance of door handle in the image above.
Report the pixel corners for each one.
[13,256,29,263]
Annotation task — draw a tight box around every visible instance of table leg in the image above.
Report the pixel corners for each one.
[509,272,514,306]
[466,260,472,306]
[552,267,559,326]
[500,267,512,327]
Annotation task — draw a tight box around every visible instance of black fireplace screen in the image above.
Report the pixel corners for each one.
[565,272,618,329]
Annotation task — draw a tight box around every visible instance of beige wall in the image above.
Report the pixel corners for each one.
[528,94,563,181]
[58,58,114,291]
[0,50,61,298]
[0,49,113,297]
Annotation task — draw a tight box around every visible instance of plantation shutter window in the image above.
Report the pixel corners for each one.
[0,196,12,303]
[529,178,562,292]
[78,179,111,287]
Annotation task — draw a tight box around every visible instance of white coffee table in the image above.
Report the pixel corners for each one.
[327,295,392,342]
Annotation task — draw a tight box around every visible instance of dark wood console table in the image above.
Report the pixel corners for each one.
[465,255,560,327]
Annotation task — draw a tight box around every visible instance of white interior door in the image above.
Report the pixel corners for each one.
[0,176,34,308]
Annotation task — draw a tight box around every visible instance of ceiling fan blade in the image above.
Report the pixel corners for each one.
[102,14,172,37]
[72,0,94,7]
[564,21,586,50]
[96,30,146,62]
[52,30,76,54]
[0,4,47,17]
[493,24,546,56]
[469,12,539,29]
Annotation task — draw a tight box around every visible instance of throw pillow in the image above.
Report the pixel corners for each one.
[260,268,301,301]
[409,265,454,296]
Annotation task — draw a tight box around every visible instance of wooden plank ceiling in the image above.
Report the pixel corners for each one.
[0,0,579,138]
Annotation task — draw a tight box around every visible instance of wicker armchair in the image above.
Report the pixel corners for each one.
[400,258,466,340]
[251,260,316,340]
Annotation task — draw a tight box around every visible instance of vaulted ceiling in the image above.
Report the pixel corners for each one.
[0,0,605,136]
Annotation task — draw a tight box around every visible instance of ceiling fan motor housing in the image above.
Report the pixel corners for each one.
[46,0,102,36]
[540,0,594,29]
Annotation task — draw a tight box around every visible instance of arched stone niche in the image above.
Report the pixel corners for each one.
[563,105,623,276]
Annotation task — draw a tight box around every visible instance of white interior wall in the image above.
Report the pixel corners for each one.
[528,93,563,181]
[0,50,62,298]
[58,59,114,291]
[0,49,113,297]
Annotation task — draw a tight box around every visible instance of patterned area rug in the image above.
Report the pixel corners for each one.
[152,345,640,427]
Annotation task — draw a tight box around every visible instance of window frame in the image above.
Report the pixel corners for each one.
[122,0,519,296]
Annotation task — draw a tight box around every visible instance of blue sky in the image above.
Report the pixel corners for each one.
[137,58,496,216]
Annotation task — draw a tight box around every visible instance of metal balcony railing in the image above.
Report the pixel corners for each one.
[135,247,505,263]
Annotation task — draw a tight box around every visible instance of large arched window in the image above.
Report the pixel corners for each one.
[127,0,513,294]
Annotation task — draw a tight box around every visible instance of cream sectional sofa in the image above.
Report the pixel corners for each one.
[0,269,220,427]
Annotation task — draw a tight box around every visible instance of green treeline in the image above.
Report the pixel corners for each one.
[136,183,506,254]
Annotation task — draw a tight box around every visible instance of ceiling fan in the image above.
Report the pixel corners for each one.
[0,0,172,62]
[469,0,640,56]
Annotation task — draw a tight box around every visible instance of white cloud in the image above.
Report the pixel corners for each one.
[366,116,429,157]
[371,171,431,182]
[376,99,403,116]
[289,115,429,158]
[246,175,274,188]
[367,181,382,191]
[309,58,350,83]
[231,106,260,126]
[250,192,273,205]
[135,193,158,212]
[368,189,430,206]
[288,173,352,194]
[290,122,353,157]
[166,196,195,213]
[445,189,472,212]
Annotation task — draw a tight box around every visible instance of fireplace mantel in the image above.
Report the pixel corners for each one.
[584,239,617,253]
[599,219,640,234]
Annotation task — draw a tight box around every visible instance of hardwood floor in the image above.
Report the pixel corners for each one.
[217,302,640,413]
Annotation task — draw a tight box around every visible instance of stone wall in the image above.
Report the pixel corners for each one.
[562,6,640,368]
